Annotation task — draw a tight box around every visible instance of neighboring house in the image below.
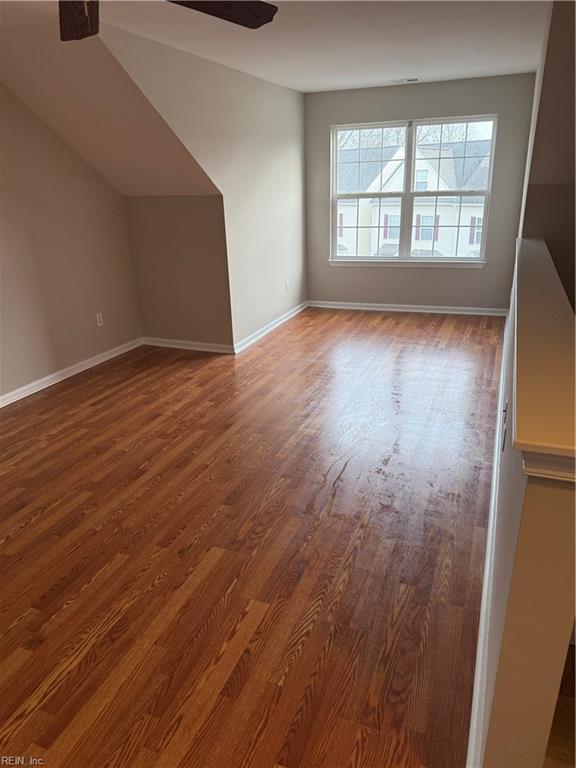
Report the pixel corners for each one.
[336,134,490,259]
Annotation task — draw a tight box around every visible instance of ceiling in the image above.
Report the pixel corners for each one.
[100,1,550,93]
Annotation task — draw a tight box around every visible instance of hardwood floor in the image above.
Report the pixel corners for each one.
[0,309,503,768]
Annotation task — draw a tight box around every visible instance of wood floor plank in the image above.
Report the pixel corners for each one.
[0,309,503,767]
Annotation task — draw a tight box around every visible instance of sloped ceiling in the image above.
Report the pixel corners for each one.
[0,1,219,196]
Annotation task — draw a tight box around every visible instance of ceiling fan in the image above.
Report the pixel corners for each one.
[59,1,278,41]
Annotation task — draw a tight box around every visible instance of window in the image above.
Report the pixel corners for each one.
[415,169,428,191]
[331,116,496,263]
[420,215,434,240]
[470,215,483,245]
[383,214,401,241]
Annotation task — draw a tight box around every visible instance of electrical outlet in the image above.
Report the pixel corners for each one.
[96,312,104,327]
[284,279,290,293]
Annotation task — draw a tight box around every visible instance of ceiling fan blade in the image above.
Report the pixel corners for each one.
[59,0,99,41]
[167,1,277,29]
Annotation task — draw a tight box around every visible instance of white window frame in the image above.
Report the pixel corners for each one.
[330,114,498,267]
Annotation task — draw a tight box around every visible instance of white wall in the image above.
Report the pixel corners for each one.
[0,85,141,395]
[305,74,534,309]
[101,24,306,344]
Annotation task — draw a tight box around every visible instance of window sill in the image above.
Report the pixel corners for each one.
[329,258,486,269]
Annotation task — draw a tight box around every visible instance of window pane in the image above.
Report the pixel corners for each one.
[355,159,405,193]
[337,163,359,194]
[414,118,494,193]
[440,121,467,146]
[436,154,490,192]
[359,162,384,192]
[378,197,402,256]
[357,228,381,258]
[337,129,359,163]
[379,240,400,258]
[438,157,460,190]
[337,228,359,258]
[382,126,406,160]
[358,196,378,227]
[439,196,461,225]
[475,216,484,244]
[411,235,434,257]
[337,125,406,195]
[420,215,435,241]
[465,140,491,158]
[462,157,490,190]
[414,159,439,191]
[334,196,402,259]
[336,198,358,229]
[467,120,493,142]
[380,161,404,192]
[457,195,486,257]
[416,124,442,152]
[412,196,437,224]
[431,228,458,258]
[410,195,487,258]
[359,128,382,161]
[456,231,482,258]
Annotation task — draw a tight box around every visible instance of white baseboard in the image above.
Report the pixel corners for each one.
[0,300,508,409]
[0,338,144,408]
[142,337,234,355]
[233,302,308,354]
[307,300,508,316]
[466,310,511,767]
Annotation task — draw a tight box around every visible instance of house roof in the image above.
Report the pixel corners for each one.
[338,140,491,194]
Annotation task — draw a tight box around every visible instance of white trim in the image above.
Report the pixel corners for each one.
[0,338,144,408]
[233,303,308,354]
[307,300,507,316]
[521,451,575,483]
[329,259,486,269]
[142,337,234,355]
[466,309,511,768]
[0,300,508,409]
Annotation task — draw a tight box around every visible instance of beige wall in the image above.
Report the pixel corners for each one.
[101,24,306,344]
[125,196,233,346]
[0,85,141,395]
[305,74,535,309]
[522,2,575,306]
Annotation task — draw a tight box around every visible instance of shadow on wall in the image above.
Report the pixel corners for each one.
[0,2,242,395]
[125,196,234,346]
[522,1,575,307]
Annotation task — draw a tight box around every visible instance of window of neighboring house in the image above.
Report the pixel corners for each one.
[414,214,441,241]
[415,169,428,191]
[331,116,496,263]
[470,215,483,245]
[381,213,401,241]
